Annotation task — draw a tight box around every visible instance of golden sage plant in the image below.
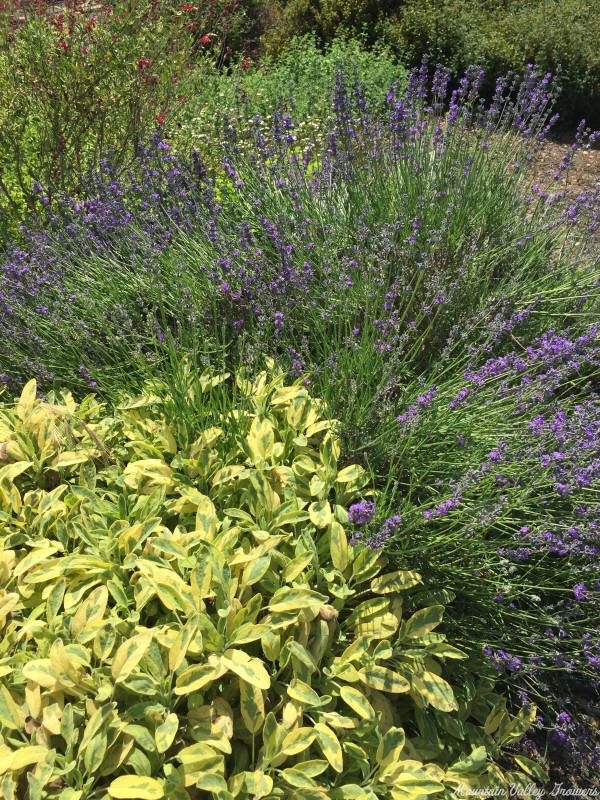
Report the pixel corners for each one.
[0,364,544,799]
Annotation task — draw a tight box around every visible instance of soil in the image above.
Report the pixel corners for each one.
[529,135,600,196]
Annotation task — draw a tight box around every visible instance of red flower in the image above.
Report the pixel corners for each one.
[242,56,251,71]
[198,33,212,46]
[181,3,194,10]
[155,109,167,126]
[57,40,68,51]
[138,58,151,69]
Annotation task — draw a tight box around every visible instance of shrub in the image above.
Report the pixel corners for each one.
[256,0,600,128]
[0,365,541,797]
[381,0,600,128]
[0,0,259,241]
[3,64,595,397]
[259,0,398,55]
[172,35,404,158]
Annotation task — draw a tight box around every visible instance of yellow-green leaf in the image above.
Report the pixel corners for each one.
[222,649,270,690]
[281,727,318,756]
[0,461,33,483]
[281,767,318,790]
[52,451,91,469]
[340,686,375,720]
[107,775,164,799]
[390,765,444,797]
[155,713,179,754]
[16,379,37,418]
[247,417,275,461]
[404,606,445,638]
[376,726,406,771]
[371,570,422,594]
[336,465,365,484]
[330,519,349,571]
[240,679,265,734]
[0,745,49,773]
[244,770,273,799]
[195,494,218,541]
[314,722,343,773]
[287,678,321,708]
[309,500,332,528]
[242,554,271,586]
[283,551,314,582]
[174,660,226,695]
[411,670,458,712]
[269,587,328,613]
[227,623,271,647]
[358,666,410,694]
[111,630,153,681]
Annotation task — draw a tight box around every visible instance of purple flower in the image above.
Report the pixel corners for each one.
[348,500,376,526]
[573,583,587,601]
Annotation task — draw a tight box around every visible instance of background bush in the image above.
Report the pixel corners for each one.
[171,35,404,160]
[260,0,600,129]
[0,0,262,241]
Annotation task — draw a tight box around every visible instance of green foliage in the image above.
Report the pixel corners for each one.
[0,0,257,241]
[260,0,398,55]
[171,35,404,158]
[0,365,541,797]
[257,0,600,128]
[380,0,600,127]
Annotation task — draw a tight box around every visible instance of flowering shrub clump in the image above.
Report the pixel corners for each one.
[0,0,258,237]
